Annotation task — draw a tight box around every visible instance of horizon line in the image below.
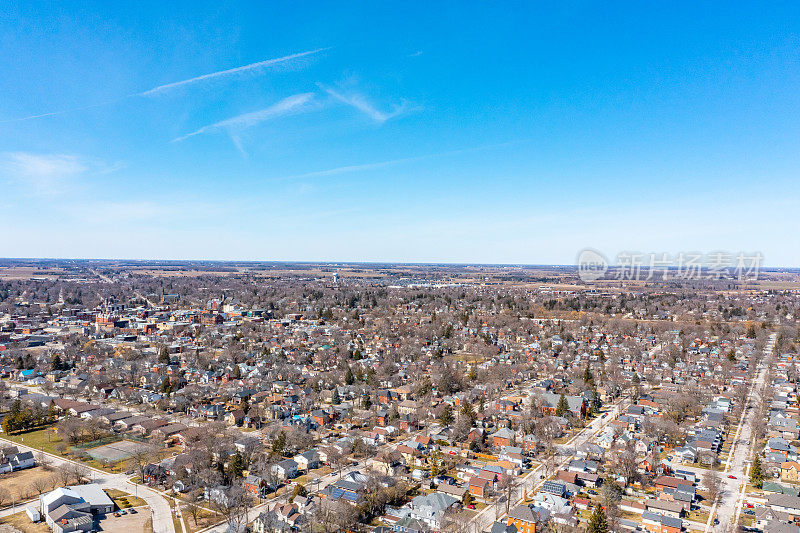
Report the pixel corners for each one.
[1,257,798,271]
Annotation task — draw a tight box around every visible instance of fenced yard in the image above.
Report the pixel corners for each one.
[86,440,152,463]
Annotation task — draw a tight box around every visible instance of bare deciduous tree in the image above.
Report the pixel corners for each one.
[57,464,73,486]
[37,451,52,471]
[127,444,157,483]
[31,476,51,495]
[70,463,89,484]
[211,485,248,533]
[497,474,519,516]
[0,487,10,508]
[703,471,723,502]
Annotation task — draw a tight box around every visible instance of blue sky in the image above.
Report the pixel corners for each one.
[2,2,799,265]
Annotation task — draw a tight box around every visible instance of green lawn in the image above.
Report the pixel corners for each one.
[2,427,63,455]
[2,427,123,473]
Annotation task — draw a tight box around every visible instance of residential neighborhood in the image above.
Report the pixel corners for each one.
[0,260,797,533]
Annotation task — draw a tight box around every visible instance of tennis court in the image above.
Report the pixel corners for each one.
[86,440,150,462]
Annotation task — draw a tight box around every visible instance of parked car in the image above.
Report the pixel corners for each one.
[727,475,737,479]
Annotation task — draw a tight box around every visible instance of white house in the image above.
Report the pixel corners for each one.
[271,459,298,480]
[40,484,113,533]
[293,450,320,471]
[407,492,459,529]
[0,449,34,474]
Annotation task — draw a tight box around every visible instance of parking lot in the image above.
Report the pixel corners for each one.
[94,506,151,532]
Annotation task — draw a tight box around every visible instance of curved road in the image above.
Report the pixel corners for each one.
[0,436,175,533]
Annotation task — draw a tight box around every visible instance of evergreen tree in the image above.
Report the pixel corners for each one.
[751,455,764,488]
[291,483,307,501]
[460,400,476,422]
[591,389,602,412]
[584,364,594,386]
[443,324,453,338]
[429,453,440,477]
[228,453,246,478]
[272,432,287,456]
[462,492,473,507]
[51,353,63,371]
[555,394,570,417]
[331,388,341,404]
[0,415,12,434]
[33,404,44,426]
[439,404,454,426]
[587,504,609,533]
[158,347,170,364]
[345,367,355,385]
[2,399,36,433]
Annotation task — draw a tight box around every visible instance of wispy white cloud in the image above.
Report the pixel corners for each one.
[1,152,88,194]
[1,48,329,123]
[286,155,425,180]
[282,139,528,180]
[0,99,126,124]
[0,152,123,194]
[141,48,330,96]
[173,92,316,142]
[317,82,417,123]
